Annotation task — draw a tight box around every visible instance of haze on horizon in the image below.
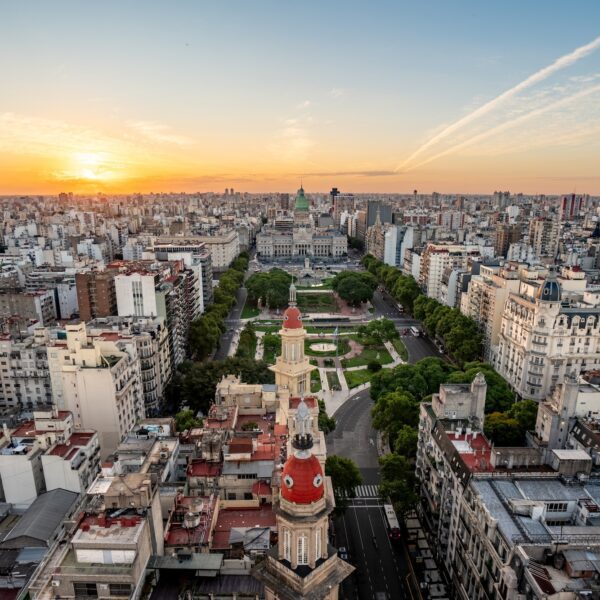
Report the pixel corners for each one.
[1,0,600,196]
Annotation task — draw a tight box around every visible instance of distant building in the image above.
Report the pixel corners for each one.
[494,222,521,257]
[76,269,118,321]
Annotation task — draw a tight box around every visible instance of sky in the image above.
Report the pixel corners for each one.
[1,0,600,195]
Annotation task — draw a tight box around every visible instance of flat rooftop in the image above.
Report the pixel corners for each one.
[48,432,95,458]
[74,514,145,545]
[447,431,493,473]
[212,505,276,550]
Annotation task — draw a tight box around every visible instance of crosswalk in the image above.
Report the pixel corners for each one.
[353,484,380,498]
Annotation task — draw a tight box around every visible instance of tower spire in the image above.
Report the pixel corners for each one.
[289,277,297,306]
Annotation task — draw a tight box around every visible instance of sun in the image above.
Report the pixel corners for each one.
[73,152,110,181]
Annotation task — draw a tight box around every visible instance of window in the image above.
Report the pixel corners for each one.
[109,584,132,597]
[546,502,568,513]
[73,583,98,598]
[297,534,308,565]
[283,529,291,562]
[315,528,322,560]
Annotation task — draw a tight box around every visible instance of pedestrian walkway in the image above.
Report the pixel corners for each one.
[353,484,380,498]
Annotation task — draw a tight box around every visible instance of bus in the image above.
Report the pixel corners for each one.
[410,326,420,337]
[383,504,401,542]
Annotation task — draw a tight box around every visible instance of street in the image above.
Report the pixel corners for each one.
[371,288,444,364]
[213,286,247,360]
[326,389,407,600]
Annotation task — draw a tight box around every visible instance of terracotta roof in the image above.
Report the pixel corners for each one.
[281,453,324,505]
[282,306,302,329]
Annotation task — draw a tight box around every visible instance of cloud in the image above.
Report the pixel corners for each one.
[404,84,600,171]
[301,169,397,178]
[126,120,194,146]
[297,100,312,109]
[396,34,600,171]
[329,88,346,98]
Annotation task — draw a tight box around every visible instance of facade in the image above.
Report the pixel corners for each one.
[416,374,600,600]
[196,230,240,272]
[269,285,315,397]
[0,328,52,409]
[493,277,600,400]
[494,222,521,258]
[461,265,521,358]
[86,316,172,415]
[529,217,559,258]
[47,323,145,457]
[419,244,482,302]
[0,289,57,326]
[75,269,117,321]
[256,187,347,261]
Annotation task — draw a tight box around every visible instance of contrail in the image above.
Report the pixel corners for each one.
[395,35,600,172]
[402,83,600,172]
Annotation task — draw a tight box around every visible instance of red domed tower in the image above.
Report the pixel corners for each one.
[253,400,354,598]
[270,283,316,397]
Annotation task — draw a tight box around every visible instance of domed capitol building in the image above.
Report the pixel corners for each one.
[256,186,348,261]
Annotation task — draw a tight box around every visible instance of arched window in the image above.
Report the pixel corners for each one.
[283,529,291,562]
[297,534,308,565]
[315,528,321,560]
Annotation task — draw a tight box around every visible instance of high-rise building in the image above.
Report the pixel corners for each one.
[494,222,522,257]
[76,269,118,321]
[529,217,559,258]
[47,323,145,457]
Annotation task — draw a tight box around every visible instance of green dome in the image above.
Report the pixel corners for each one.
[294,186,309,212]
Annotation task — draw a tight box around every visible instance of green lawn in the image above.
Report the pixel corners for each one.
[392,337,409,361]
[253,323,280,333]
[297,292,336,312]
[304,338,350,356]
[326,371,341,390]
[305,326,356,334]
[345,369,374,388]
[241,305,260,319]
[311,373,322,393]
[341,346,393,368]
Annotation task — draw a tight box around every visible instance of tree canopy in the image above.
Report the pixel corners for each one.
[174,409,202,432]
[170,357,274,415]
[325,455,362,514]
[331,271,377,306]
[246,269,292,309]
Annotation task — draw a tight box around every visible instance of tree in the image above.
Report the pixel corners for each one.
[508,399,538,431]
[484,412,523,446]
[336,277,372,306]
[325,455,362,513]
[175,409,202,432]
[368,360,382,372]
[246,269,292,309]
[371,391,419,444]
[236,323,257,359]
[394,425,418,458]
[178,357,275,414]
[379,453,419,516]
[318,400,336,434]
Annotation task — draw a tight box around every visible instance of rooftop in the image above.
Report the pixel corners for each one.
[48,432,96,458]
[212,505,276,550]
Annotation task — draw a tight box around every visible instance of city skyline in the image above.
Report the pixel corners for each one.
[1,1,600,194]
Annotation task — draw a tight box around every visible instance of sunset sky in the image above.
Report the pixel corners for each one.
[1,0,600,195]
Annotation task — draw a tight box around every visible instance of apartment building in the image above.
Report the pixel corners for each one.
[0,328,52,409]
[196,230,240,271]
[75,269,118,321]
[0,288,57,326]
[529,217,559,258]
[86,316,172,415]
[114,260,200,367]
[416,374,600,600]
[418,244,482,302]
[493,276,600,400]
[47,323,144,457]
[461,265,521,359]
[34,473,163,600]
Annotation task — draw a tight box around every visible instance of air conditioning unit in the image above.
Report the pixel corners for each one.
[51,581,60,587]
